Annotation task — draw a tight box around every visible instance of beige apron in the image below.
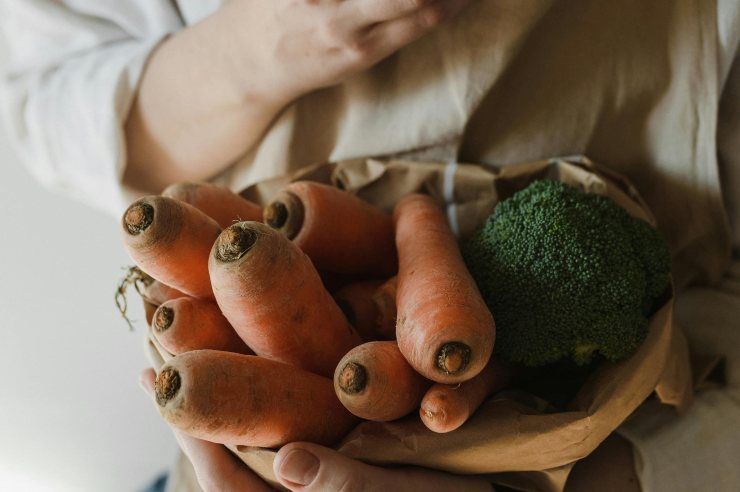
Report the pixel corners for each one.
[224,0,731,290]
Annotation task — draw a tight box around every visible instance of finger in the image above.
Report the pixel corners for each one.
[176,431,273,492]
[274,442,492,491]
[346,0,440,24]
[138,368,271,492]
[274,442,363,491]
[363,0,471,60]
[139,367,156,395]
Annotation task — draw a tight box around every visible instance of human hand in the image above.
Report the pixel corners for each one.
[139,368,491,491]
[224,0,473,104]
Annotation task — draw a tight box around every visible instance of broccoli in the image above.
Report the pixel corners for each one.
[463,180,671,367]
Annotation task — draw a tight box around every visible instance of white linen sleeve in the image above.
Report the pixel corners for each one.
[0,0,184,215]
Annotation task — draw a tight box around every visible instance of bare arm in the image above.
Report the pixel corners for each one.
[123,2,287,192]
[124,0,472,192]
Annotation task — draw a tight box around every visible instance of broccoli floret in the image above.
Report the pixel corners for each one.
[463,180,671,367]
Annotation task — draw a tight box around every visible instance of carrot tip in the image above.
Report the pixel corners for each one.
[123,202,154,235]
[422,406,443,421]
[338,362,367,394]
[155,367,181,406]
[264,201,288,228]
[436,342,471,375]
[264,191,303,240]
[215,224,257,262]
[153,306,174,332]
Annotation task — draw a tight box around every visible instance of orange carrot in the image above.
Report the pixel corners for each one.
[151,297,252,356]
[394,194,495,384]
[144,302,158,327]
[163,182,262,229]
[122,196,220,299]
[142,280,186,326]
[334,341,430,421]
[319,270,359,294]
[420,357,510,433]
[143,280,187,306]
[155,350,357,448]
[372,276,398,340]
[208,222,361,377]
[334,280,385,341]
[264,182,397,276]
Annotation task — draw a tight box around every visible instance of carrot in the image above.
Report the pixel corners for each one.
[151,297,252,356]
[144,302,158,327]
[264,182,397,277]
[334,280,385,341]
[142,280,186,327]
[163,182,262,229]
[143,280,187,306]
[334,341,430,421]
[372,276,398,340]
[420,357,510,433]
[155,350,358,448]
[319,270,359,294]
[394,194,495,384]
[208,221,361,377]
[122,196,220,299]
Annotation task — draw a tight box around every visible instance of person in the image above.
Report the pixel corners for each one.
[2,1,739,491]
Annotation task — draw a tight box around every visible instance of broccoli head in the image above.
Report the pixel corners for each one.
[463,180,671,367]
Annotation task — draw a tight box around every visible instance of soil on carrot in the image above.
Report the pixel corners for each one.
[265,191,303,239]
[154,306,174,332]
[436,342,471,375]
[123,202,154,235]
[155,367,181,406]
[215,225,257,262]
[265,201,289,229]
[338,362,367,394]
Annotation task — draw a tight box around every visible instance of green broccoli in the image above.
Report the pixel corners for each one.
[463,180,671,367]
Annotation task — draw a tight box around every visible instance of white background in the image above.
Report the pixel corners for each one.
[0,40,178,491]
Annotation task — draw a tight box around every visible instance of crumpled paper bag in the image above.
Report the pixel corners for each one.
[145,156,691,492]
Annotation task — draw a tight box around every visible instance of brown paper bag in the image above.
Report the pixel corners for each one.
[145,156,691,492]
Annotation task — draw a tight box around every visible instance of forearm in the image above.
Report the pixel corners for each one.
[123,5,288,193]
[123,0,472,193]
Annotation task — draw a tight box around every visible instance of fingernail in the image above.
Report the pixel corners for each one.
[278,449,319,486]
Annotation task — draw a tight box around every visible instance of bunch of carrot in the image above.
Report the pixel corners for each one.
[121,179,505,450]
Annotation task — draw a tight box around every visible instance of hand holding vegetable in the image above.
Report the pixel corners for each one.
[122,170,669,491]
[140,369,493,492]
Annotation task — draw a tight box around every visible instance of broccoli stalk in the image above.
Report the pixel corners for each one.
[463,180,671,368]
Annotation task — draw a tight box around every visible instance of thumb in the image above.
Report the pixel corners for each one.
[273,442,493,492]
[274,442,373,491]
